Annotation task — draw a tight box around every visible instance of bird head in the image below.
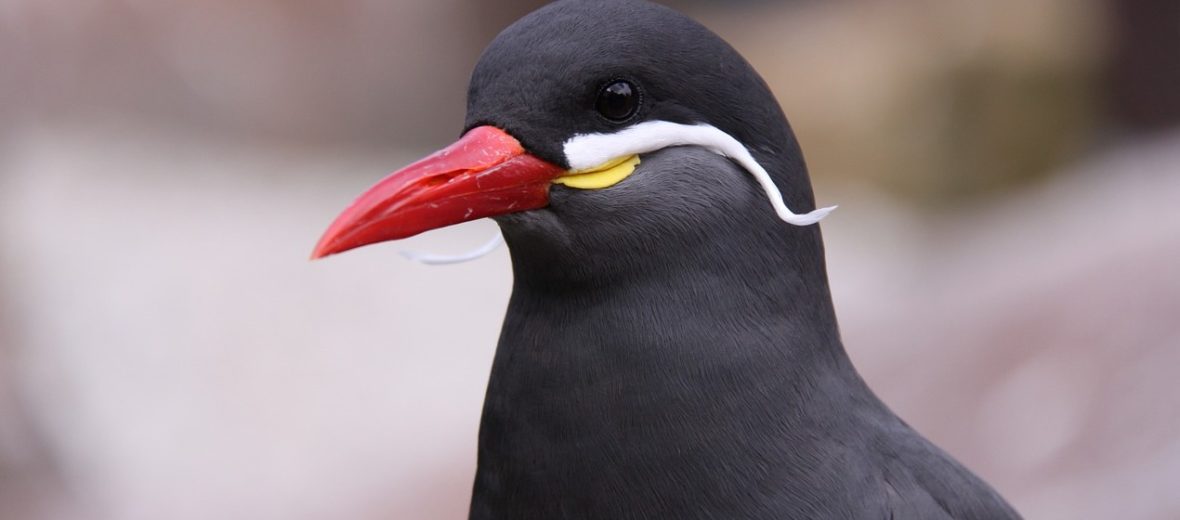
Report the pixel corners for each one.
[312,0,833,279]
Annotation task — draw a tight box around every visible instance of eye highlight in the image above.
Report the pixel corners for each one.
[595,80,639,122]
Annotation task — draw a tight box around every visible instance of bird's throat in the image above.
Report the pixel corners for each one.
[470,227,861,518]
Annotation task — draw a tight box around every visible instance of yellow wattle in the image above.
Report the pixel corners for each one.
[553,155,640,189]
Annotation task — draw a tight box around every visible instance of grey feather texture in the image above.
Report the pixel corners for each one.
[464,1,1021,518]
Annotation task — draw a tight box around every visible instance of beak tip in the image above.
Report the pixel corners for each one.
[309,236,339,261]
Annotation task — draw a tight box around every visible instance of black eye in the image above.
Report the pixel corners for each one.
[596,80,639,121]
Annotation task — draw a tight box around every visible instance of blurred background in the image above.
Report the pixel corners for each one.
[1,0,1178,518]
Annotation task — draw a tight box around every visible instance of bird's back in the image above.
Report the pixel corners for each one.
[869,420,1022,519]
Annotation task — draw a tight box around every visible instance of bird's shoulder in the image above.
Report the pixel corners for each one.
[861,420,1023,520]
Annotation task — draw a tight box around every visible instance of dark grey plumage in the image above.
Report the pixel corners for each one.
[462,1,1021,518]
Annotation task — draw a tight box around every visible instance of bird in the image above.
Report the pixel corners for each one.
[311,1,1022,518]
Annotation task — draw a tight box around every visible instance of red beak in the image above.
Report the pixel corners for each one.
[311,126,564,259]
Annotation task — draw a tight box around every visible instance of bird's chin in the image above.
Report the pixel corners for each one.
[493,207,563,240]
[492,204,594,268]
[493,182,608,243]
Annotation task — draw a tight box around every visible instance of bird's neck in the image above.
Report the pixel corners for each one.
[470,223,884,517]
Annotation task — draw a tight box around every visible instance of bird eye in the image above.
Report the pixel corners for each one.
[596,80,639,121]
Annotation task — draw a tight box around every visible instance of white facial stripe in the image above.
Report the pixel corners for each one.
[562,121,836,226]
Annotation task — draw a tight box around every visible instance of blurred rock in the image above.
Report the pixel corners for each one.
[2,0,1110,199]
[824,129,1180,519]
[697,0,1105,204]
[1104,0,1180,133]
[0,327,73,520]
[0,0,525,148]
